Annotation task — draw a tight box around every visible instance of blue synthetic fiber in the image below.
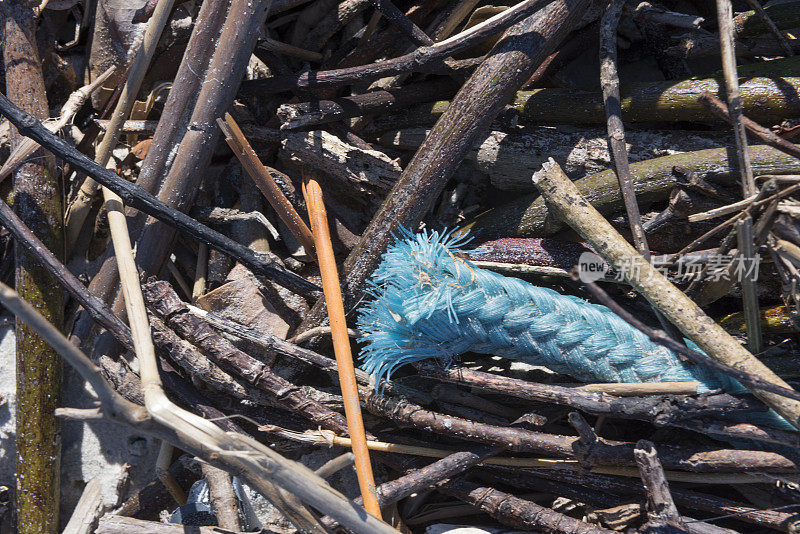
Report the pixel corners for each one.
[358,228,741,392]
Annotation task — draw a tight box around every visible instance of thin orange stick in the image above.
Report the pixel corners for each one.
[302,172,382,519]
[217,113,317,258]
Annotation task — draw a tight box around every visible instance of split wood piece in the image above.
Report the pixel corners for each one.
[64,0,177,253]
[532,159,800,429]
[0,65,116,182]
[276,79,457,130]
[634,440,685,530]
[217,113,316,257]
[369,0,433,46]
[195,266,292,340]
[321,446,501,530]
[242,0,555,93]
[363,393,798,471]
[193,243,208,299]
[299,0,590,331]
[380,127,730,191]
[3,3,64,531]
[62,478,104,534]
[141,279,350,434]
[0,267,394,534]
[439,478,616,533]
[416,364,800,447]
[282,130,402,195]
[0,92,321,298]
[201,463,241,531]
[465,145,800,240]
[699,91,800,160]
[302,173,381,519]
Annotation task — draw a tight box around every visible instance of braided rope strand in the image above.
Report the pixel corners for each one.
[357,229,739,393]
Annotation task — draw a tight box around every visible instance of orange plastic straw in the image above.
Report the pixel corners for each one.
[302,172,382,519]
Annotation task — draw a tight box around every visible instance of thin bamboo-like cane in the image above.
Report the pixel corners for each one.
[302,172,382,519]
[218,113,317,258]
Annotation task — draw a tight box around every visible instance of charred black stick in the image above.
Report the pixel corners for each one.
[0,92,321,298]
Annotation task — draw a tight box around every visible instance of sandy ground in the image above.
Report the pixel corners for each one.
[0,318,159,527]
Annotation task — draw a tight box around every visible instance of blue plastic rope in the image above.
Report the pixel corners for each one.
[357,228,741,393]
